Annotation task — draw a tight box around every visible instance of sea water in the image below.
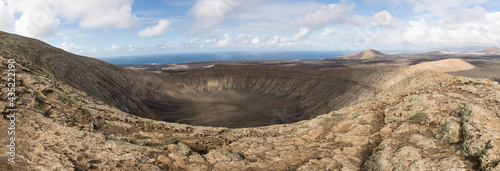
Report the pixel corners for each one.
[99,51,352,65]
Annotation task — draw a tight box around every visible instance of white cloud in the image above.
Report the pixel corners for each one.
[344,15,367,25]
[296,3,353,29]
[399,19,428,44]
[372,10,392,26]
[251,37,260,44]
[263,36,294,47]
[190,0,243,30]
[315,27,336,40]
[397,7,500,46]
[6,0,60,37]
[292,27,310,41]
[58,0,139,29]
[6,0,500,54]
[439,6,487,26]
[192,33,323,49]
[189,0,324,35]
[483,12,500,43]
[106,44,136,52]
[332,10,403,28]
[58,42,85,53]
[58,42,140,56]
[266,36,279,46]
[137,19,171,38]
[0,0,14,30]
[235,2,321,32]
[109,44,118,52]
[407,0,489,16]
[216,33,232,47]
[327,3,500,49]
[371,10,404,27]
[14,11,60,37]
[200,33,234,48]
[127,44,135,51]
[3,0,139,38]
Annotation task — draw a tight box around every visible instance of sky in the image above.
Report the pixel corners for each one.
[0,0,500,57]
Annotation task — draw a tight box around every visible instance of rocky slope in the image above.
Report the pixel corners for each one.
[0,31,409,128]
[0,31,161,119]
[1,32,500,170]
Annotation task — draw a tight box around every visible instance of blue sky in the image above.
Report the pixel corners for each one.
[1,0,500,57]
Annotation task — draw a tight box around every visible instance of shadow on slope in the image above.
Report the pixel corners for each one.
[0,31,411,128]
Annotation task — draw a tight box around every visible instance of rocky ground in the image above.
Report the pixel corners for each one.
[1,55,500,170]
[1,31,500,170]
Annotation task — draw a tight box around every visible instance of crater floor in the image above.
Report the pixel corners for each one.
[143,65,408,128]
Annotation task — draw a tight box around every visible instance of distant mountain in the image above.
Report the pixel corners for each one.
[424,47,500,55]
[426,51,445,54]
[478,47,500,54]
[430,46,487,52]
[331,49,386,60]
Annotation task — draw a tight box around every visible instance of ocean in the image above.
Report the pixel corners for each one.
[99,51,351,65]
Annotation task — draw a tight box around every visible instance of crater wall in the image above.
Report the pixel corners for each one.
[1,31,412,128]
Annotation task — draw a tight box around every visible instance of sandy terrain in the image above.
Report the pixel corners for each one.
[160,64,190,71]
[410,58,476,72]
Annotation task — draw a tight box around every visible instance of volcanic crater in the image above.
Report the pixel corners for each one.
[0,30,457,128]
[142,65,401,128]
[0,28,406,128]
[3,31,500,170]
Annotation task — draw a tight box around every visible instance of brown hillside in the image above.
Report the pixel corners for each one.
[0,31,164,119]
[334,49,386,60]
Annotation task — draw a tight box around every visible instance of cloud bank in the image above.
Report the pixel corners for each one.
[2,0,139,38]
[190,0,243,30]
[2,0,500,56]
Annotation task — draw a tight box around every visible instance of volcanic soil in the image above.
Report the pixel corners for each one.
[1,31,500,170]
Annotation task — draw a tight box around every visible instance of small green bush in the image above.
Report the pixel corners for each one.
[457,105,472,118]
[408,112,427,124]
[441,123,459,143]
[58,94,75,104]
[163,138,178,145]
